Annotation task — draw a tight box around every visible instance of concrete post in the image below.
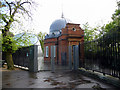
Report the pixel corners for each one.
[75,45,79,70]
[69,46,72,70]
[73,46,76,70]
[73,45,79,70]
[51,46,55,72]
[29,45,38,72]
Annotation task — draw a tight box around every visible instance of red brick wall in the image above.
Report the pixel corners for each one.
[44,38,58,62]
[44,23,84,65]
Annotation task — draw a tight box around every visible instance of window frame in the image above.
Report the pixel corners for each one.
[54,46,56,57]
[46,46,49,57]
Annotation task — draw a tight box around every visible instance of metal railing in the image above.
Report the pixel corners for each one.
[12,46,33,68]
[82,29,120,79]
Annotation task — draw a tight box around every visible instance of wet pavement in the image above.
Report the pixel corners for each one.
[2,67,119,89]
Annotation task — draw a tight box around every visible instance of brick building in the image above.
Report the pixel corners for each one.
[44,16,84,65]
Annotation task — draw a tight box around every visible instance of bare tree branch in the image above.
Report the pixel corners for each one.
[2,0,34,31]
[20,1,31,6]
[4,0,12,16]
[9,2,16,8]
[19,5,31,18]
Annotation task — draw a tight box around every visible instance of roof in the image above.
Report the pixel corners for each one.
[14,33,39,46]
[50,18,71,33]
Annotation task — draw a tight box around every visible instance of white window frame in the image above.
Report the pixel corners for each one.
[46,46,49,57]
[54,46,56,57]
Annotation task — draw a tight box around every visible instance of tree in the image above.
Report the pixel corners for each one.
[83,1,120,42]
[37,32,46,54]
[0,1,6,29]
[1,0,34,70]
[82,22,99,41]
[101,1,120,34]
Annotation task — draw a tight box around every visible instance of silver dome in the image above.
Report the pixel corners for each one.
[50,18,71,33]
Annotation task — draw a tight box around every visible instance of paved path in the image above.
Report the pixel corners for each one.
[2,67,118,89]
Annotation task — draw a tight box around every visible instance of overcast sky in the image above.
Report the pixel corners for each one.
[18,0,119,34]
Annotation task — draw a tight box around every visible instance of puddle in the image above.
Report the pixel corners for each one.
[44,71,92,89]
[28,72,38,79]
[2,69,117,89]
[92,83,107,90]
[29,82,35,85]
[51,81,66,85]
[5,83,11,86]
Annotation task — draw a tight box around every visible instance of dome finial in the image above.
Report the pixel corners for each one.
[61,12,64,18]
[61,0,64,18]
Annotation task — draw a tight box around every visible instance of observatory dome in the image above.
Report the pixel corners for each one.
[50,18,71,34]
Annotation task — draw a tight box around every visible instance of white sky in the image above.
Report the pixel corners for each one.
[21,0,119,34]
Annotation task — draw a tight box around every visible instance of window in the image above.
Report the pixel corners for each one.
[46,46,49,57]
[72,28,76,31]
[54,46,56,57]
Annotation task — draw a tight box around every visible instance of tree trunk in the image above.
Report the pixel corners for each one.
[6,52,14,70]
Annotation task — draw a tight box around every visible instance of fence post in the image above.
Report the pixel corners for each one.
[29,45,38,72]
[51,46,55,73]
[73,45,79,70]
[75,45,79,70]
[69,46,72,70]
